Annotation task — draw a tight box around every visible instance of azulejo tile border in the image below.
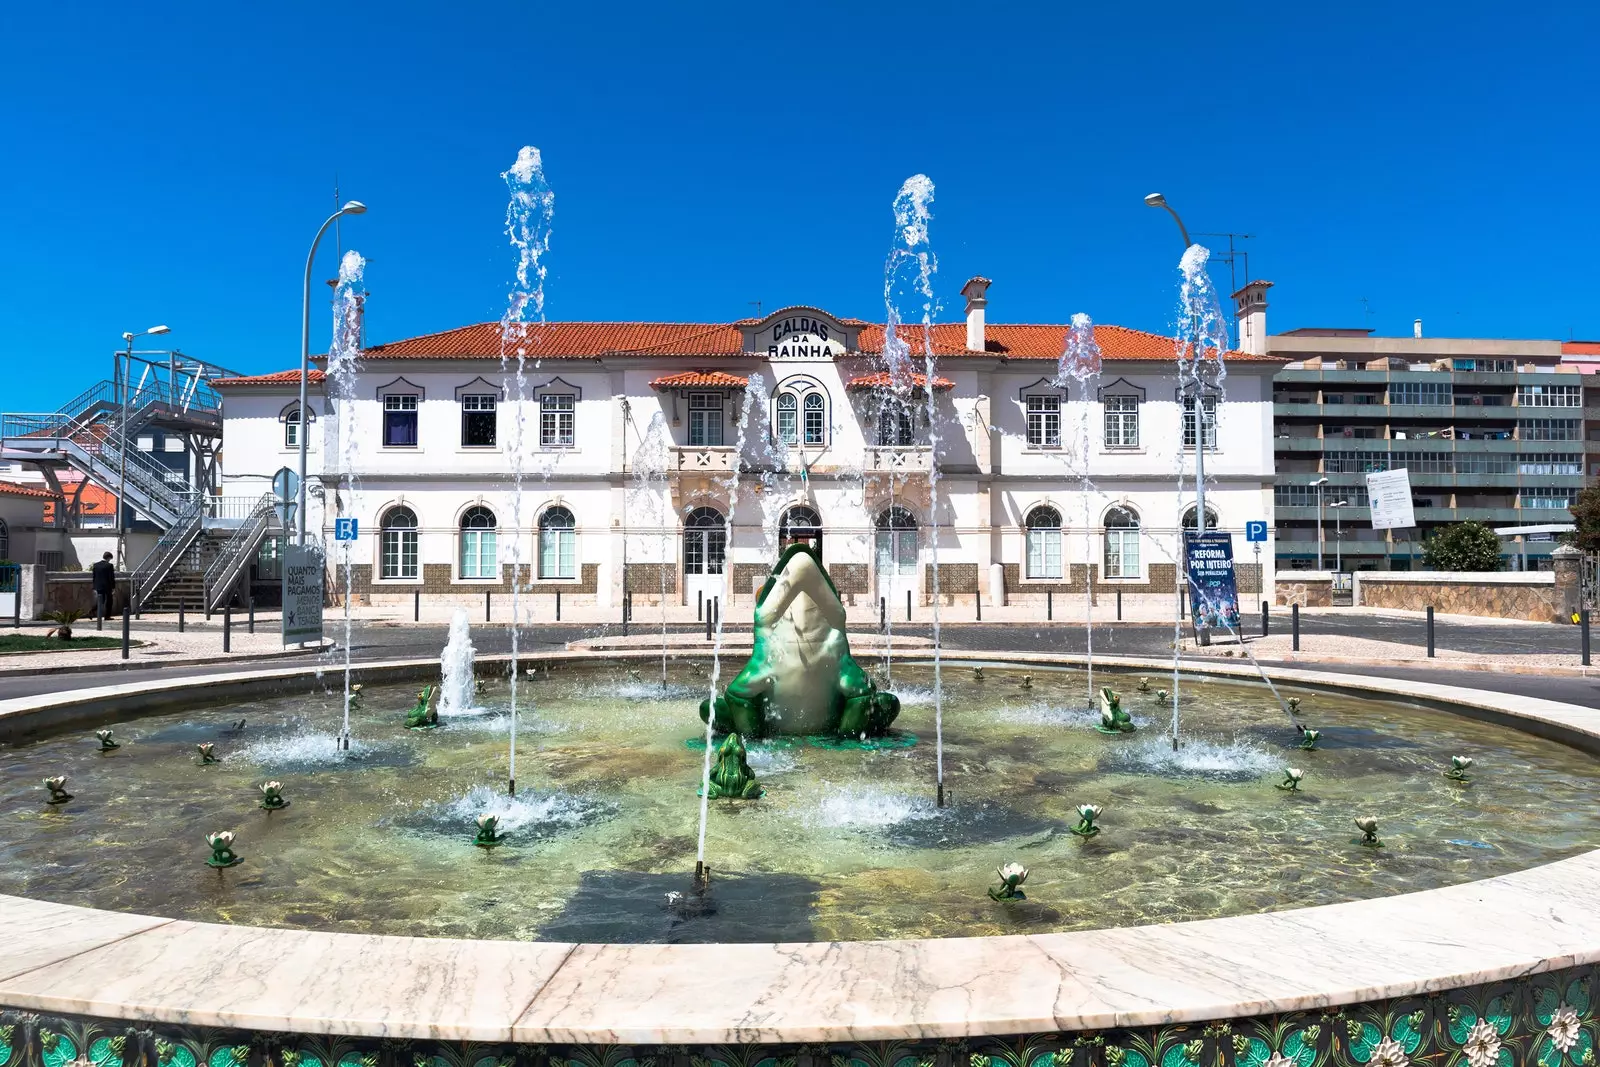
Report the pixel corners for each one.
[2,964,1595,1066]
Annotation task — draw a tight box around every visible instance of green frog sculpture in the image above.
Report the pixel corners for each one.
[1095,687,1136,734]
[701,732,764,799]
[699,543,900,739]
[405,685,440,730]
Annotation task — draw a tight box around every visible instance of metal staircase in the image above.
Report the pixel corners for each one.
[200,493,280,612]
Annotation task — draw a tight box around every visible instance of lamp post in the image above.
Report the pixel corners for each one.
[116,325,172,570]
[1145,192,1211,647]
[296,200,367,547]
[1330,500,1348,573]
[1312,477,1329,570]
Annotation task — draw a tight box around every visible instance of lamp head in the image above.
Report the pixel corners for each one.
[1143,192,1168,208]
[121,332,135,342]
[1312,477,1328,486]
[147,325,171,336]
[340,200,367,215]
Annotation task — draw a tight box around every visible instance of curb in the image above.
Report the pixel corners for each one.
[0,641,336,679]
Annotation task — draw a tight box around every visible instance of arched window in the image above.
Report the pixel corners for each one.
[0,517,9,562]
[875,506,917,576]
[803,392,826,445]
[1181,505,1220,532]
[780,505,822,553]
[776,393,798,446]
[1103,506,1141,579]
[380,506,419,580]
[539,505,576,579]
[683,506,726,576]
[1025,506,1063,579]
[458,505,498,579]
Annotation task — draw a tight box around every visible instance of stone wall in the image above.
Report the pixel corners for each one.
[923,562,980,604]
[346,563,599,601]
[1355,572,1563,623]
[1275,574,1333,608]
[624,563,677,594]
[42,572,129,617]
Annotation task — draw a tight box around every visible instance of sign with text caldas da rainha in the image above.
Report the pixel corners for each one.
[282,543,325,645]
[1184,531,1241,633]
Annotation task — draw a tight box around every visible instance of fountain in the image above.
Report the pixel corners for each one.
[326,249,367,751]
[1057,314,1103,709]
[438,608,478,718]
[628,413,672,689]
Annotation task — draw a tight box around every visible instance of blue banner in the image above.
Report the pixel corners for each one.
[1184,531,1240,632]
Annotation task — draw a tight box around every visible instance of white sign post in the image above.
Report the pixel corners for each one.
[1366,468,1417,531]
[282,544,325,645]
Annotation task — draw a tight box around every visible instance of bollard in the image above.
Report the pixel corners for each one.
[712,597,719,632]
[1047,590,1053,622]
[1292,603,1300,651]
[486,589,492,623]
[413,589,420,622]
[97,603,103,632]
[705,603,713,641]
[880,596,886,632]
[1262,600,1270,637]
[248,597,256,634]
[121,606,130,660]
[178,599,186,634]
[906,589,912,623]
[623,593,631,637]
[697,591,703,622]
[555,588,562,622]
[1427,605,1435,658]
[1116,589,1123,621]
[975,589,981,621]
[1583,608,1592,667]
[223,607,232,653]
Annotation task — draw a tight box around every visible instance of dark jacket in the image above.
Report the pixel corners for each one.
[91,559,116,595]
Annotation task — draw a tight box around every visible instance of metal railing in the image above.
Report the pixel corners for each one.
[130,496,206,611]
[202,493,279,611]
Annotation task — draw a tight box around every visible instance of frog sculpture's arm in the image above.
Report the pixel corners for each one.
[837,651,900,737]
[700,660,773,738]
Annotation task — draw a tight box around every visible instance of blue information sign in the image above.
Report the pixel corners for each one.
[1245,520,1267,543]
[334,518,359,542]
[1185,531,1241,632]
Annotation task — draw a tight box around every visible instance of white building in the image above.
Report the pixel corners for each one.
[214,280,1283,615]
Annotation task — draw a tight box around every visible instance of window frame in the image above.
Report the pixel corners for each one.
[1181,394,1219,451]
[539,394,576,448]
[379,506,420,581]
[538,505,577,579]
[687,392,725,447]
[1024,505,1063,579]
[460,394,498,449]
[382,393,420,449]
[1102,506,1141,579]
[802,392,826,445]
[1025,394,1062,449]
[683,505,727,575]
[775,392,798,446]
[457,505,498,580]
[1103,393,1141,449]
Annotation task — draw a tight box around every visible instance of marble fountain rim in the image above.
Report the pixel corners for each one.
[0,650,1597,1045]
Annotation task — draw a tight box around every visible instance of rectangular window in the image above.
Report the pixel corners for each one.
[1518,453,1583,476]
[1387,382,1452,405]
[1104,529,1140,578]
[1181,395,1218,449]
[1025,528,1062,579]
[540,394,575,447]
[380,530,419,579]
[802,395,826,445]
[459,529,498,578]
[1389,451,1453,474]
[382,394,419,448]
[1517,385,1582,407]
[136,435,154,451]
[540,529,576,578]
[1454,359,1518,373]
[1519,419,1580,441]
[163,437,184,453]
[1026,395,1061,448]
[284,416,301,449]
[688,392,724,446]
[461,394,497,448]
[1274,484,1371,508]
[877,401,914,446]
[1103,394,1140,448]
[776,399,798,446]
[1323,451,1391,474]
[1521,487,1574,510]
[1457,452,1516,474]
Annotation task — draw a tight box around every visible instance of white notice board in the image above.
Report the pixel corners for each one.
[1366,468,1416,530]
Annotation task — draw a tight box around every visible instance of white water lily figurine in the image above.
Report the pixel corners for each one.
[95,729,119,752]
[196,742,218,764]
[1286,696,1302,714]
[1299,727,1321,751]
[1020,674,1033,689]
[1277,767,1304,792]
[473,813,506,849]
[258,781,288,811]
[348,684,364,710]
[1072,803,1103,838]
[43,775,73,804]
[1353,816,1381,847]
[1444,755,1474,783]
[206,831,241,868]
[989,861,1028,902]
[1137,677,1151,693]
[972,667,984,682]
[1155,688,1170,702]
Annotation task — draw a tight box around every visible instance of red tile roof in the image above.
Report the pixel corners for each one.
[0,480,55,500]
[1562,341,1600,356]
[845,371,955,391]
[649,371,750,390]
[43,477,116,523]
[213,369,326,387]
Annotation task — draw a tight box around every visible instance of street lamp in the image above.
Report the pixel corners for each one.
[1330,500,1348,574]
[296,200,367,546]
[116,324,172,570]
[1312,477,1329,570]
[1145,191,1211,657]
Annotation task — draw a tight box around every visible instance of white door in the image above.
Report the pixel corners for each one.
[683,507,727,615]
[874,508,918,614]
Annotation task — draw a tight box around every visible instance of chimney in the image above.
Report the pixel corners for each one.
[1231,280,1274,356]
[960,276,992,352]
[1413,318,1423,339]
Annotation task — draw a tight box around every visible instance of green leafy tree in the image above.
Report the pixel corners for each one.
[1567,486,1600,554]
[1420,521,1503,572]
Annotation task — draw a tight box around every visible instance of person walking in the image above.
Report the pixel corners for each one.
[91,552,116,621]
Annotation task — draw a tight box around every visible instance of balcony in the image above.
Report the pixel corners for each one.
[866,445,933,472]
[672,446,739,472]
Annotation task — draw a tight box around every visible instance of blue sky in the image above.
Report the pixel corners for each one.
[2,2,1597,409]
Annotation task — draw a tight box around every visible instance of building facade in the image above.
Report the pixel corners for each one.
[1258,281,1591,571]
[215,282,1282,614]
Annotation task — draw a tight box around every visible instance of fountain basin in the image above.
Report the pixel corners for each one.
[0,653,1597,1054]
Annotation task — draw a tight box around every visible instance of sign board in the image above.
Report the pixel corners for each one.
[281,544,325,645]
[334,517,359,542]
[1245,520,1268,543]
[1184,531,1241,633]
[740,308,858,361]
[1366,468,1417,530]
[272,467,300,530]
